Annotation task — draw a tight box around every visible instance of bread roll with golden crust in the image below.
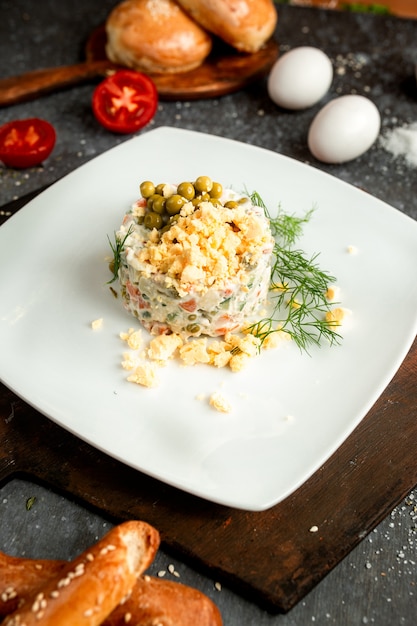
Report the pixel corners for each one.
[2,521,160,626]
[0,549,223,626]
[176,0,277,52]
[105,0,213,74]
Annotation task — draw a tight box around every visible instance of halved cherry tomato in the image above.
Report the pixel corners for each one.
[92,70,158,134]
[0,118,56,169]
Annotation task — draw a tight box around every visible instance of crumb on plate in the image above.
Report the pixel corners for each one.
[209,392,232,413]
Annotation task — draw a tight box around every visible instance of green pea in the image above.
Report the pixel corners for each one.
[147,193,160,210]
[166,194,185,215]
[140,181,155,199]
[209,181,223,198]
[144,211,163,230]
[186,323,201,334]
[152,195,166,214]
[155,183,166,195]
[224,200,238,209]
[177,182,195,201]
[194,176,212,193]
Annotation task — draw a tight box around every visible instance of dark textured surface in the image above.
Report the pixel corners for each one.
[1,1,417,624]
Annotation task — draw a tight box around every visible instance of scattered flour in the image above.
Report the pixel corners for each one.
[379,122,417,167]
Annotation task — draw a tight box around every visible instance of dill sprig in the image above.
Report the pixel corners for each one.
[247,191,342,352]
[107,226,133,284]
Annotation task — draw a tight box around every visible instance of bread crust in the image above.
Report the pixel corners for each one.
[2,521,160,626]
[0,533,223,626]
[175,0,278,52]
[105,0,213,74]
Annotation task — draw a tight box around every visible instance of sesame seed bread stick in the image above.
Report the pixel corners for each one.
[0,552,65,617]
[2,520,160,626]
[104,575,223,626]
[0,543,223,626]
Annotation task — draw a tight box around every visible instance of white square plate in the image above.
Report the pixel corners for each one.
[1,127,416,511]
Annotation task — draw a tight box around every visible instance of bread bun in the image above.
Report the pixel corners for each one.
[175,0,277,53]
[105,0,213,74]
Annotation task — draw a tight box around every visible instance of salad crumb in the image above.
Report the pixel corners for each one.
[209,392,232,413]
[126,362,160,388]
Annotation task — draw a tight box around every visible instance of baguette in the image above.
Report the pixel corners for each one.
[2,520,160,626]
[175,0,278,53]
[105,0,213,74]
[0,547,223,626]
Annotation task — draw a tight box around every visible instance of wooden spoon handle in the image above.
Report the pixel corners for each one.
[0,60,116,107]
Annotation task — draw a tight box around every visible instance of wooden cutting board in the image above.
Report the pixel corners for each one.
[0,25,279,106]
[0,196,416,613]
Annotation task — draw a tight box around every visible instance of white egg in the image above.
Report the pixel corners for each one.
[267,46,333,110]
[308,95,381,164]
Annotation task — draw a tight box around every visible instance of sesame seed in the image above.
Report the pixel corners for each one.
[86,553,94,561]
[73,564,85,577]
[50,591,59,599]
[124,613,132,623]
[214,581,222,591]
[2,586,18,601]
[84,609,94,617]
[36,611,44,620]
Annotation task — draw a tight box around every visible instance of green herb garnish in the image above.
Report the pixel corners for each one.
[26,496,36,511]
[107,226,133,284]
[247,191,342,353]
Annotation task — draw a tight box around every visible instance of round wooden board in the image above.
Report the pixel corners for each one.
[86,25,279,100]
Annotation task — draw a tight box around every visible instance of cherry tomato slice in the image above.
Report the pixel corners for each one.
[92,70,158,134]
[0,118,56,169]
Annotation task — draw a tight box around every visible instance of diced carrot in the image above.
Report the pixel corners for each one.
[179,298,197,312]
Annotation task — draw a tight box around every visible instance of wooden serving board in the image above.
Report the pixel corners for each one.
[0,25,279,106]
[0,195,416,613]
